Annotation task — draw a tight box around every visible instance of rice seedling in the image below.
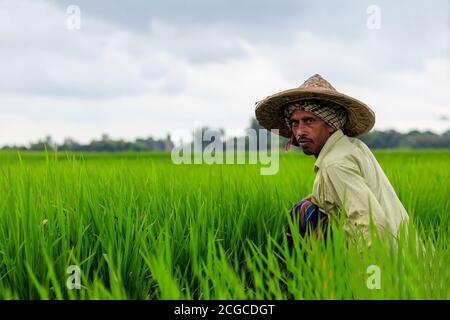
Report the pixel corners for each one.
[0,150,448,299]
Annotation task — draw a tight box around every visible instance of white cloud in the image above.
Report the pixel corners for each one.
[349,57,450,133]
[0,0,448,146]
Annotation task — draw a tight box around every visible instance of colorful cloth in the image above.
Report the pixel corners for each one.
[286,196,329,243]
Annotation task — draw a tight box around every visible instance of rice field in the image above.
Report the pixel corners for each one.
[0,150,448,300]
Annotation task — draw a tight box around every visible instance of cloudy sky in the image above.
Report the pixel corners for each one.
[0,0,449,145]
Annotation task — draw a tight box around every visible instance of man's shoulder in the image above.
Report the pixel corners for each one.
[321,135,370,170]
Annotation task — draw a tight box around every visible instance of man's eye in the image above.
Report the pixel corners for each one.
[291,122,298,127]
[306,119,314,124]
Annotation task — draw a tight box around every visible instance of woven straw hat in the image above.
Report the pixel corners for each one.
[255,74,375,138]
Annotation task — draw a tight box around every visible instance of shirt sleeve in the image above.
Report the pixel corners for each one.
[323,161,388,243]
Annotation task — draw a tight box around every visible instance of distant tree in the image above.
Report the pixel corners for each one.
[2,120,449,152]
[360,130,404,148]
[250,117,264,131]
[29,135,55,151]
[164,134,174,152]
[249,117,288,151]
[190,126,224,151]
[60,138,81,151]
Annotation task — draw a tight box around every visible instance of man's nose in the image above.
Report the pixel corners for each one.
[293,123,308,137]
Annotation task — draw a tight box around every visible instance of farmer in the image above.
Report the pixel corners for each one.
[255,74,409,245]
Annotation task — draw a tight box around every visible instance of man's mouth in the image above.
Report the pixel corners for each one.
[298,139,312,146]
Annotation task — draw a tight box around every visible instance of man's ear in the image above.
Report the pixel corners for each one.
[326,124,336,134]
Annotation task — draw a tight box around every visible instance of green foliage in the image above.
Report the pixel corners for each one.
[2,134,175,152]
[0,150,448,299]
[360,129,450,149]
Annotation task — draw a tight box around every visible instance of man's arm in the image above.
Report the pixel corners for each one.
[323,161,389,243]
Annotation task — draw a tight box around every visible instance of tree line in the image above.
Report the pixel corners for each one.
[1,118,449,152]
[249,118,450,149]
[2,134,175,152]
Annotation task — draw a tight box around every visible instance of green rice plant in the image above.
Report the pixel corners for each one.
[0,150,448,299]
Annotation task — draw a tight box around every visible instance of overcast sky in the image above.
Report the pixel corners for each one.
[0,0,449,145]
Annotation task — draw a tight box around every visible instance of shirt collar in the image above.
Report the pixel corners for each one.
[314,129,344,172]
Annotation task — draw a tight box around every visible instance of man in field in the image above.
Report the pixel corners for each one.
[255,74,409,245]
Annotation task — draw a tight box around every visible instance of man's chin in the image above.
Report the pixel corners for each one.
[302,148,315,155]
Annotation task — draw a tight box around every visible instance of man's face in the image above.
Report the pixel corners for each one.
[288,109,336,157]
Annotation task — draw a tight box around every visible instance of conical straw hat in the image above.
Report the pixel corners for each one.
[255,74,375,138]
